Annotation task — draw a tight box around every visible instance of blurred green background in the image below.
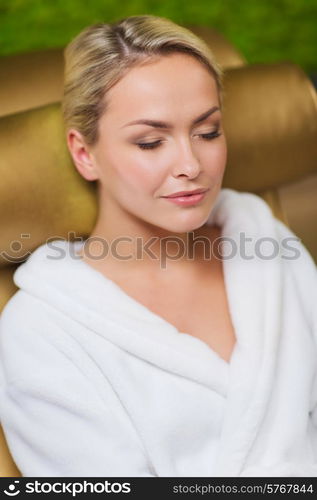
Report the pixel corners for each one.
[0,0,316,76]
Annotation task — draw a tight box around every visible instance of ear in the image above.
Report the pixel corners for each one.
[66,128,99,181]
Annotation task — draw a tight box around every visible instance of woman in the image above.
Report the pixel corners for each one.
[0,14,316,477]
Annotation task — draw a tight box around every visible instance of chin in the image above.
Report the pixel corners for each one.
[159,211,211,234]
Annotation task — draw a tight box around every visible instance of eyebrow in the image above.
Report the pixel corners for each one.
[121,105,220,129]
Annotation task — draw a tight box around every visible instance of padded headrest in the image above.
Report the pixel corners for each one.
[222,62,317,191]
[0,103,97,267]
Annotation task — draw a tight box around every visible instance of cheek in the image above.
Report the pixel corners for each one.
[203,139,227,176]
[114,150,165,192]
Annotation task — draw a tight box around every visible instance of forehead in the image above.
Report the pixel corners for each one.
[104,53,219,122]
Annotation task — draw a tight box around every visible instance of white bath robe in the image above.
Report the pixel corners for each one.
[0,188,317,477]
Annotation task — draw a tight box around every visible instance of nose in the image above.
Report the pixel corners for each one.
[171,136,202,179]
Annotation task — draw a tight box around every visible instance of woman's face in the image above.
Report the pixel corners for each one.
[82,52,227,234]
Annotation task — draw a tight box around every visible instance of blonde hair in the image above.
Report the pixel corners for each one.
[62,14,223,146]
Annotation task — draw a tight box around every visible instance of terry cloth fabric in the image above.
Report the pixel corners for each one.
[0,188,317,477]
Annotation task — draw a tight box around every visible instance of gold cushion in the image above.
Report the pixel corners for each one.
[222,62,317,192]
[0,103,98,268]
[0,48,64,118]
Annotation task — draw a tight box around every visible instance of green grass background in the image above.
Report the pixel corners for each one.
[0,0,316,75]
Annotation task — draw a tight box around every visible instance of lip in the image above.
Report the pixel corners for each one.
[163,188,208,198]
[162,189,209,206]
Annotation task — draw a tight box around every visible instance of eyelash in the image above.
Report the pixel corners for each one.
[136,131,221,150]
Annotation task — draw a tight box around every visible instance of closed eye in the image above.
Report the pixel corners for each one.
[136,130,221,150]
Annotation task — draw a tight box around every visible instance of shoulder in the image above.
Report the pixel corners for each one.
[216,188,317,322]
[0,291,58,383]
[274,217,317,328]
[0,289,94,392]
[216,188,276,214]
[208,188,279,237]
